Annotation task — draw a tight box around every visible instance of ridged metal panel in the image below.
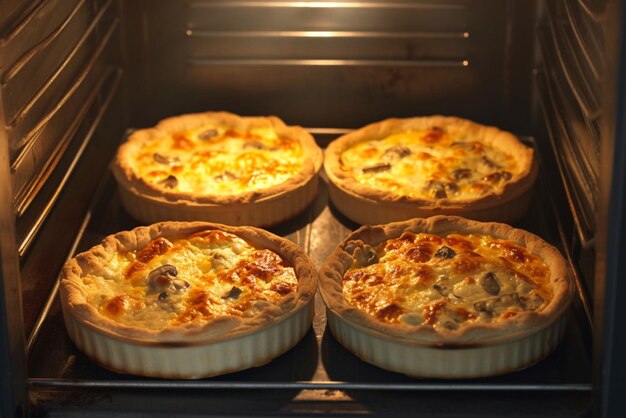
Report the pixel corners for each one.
[2,0,85,159]
[127,0,526,130]
[0,0,123,259]
[2,0,118,219]
[186,1,469,32]
[0,0,127,343]
[536,0,606,248]
[593,3,626,417]
[564,0,604,81]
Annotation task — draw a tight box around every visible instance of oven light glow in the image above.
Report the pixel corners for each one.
[304,31,337,37]
[296,2,345,7]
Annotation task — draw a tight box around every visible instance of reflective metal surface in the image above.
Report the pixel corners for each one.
[594,1,626,416]
[2,0,622,415]
[122,0,534,131]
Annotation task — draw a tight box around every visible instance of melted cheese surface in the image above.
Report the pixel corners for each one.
[340,127,520,200]
[343,232,552,331]
[81,230,297,330]
[132,126,303,196]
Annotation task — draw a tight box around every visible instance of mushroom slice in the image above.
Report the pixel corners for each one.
[433,187,447,199]
[147,265,178,292]
[345,241,379,267]
[243,140,271,150]
[425,180,458,199]
[197,128,219,140]
[159,175,178,189]
[434,246,456,259]
[482,172,502,183]
[452,168,472,180]
[483,171,513,183]
[474,300,494,316]
[153,153,180,166]
[445,182,459,194]
[481,155,501,169]
[441,320,460,330]
[382,145,411,160]
[479,272,501,296]
[222,286,243,300]
[425,180,447,198]
[433,283,449,296]
[362,162,391,174]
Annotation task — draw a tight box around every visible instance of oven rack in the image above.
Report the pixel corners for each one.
[26,131,592,415]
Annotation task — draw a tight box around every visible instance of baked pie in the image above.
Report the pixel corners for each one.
[319,216,573,378]
[113,112,323,226]
[324,116,538,225]
[60,222,317,378]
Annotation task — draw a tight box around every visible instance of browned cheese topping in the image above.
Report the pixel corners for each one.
[340,126,521,200]
[132,126,303,196]
[342,232,552,331]
[81,230,297,330]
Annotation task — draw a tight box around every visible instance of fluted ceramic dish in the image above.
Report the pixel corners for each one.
[319,216,573,378]
[60,221,317,378]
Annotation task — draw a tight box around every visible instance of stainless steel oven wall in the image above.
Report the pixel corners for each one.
[594,1,626,417]
[1,0,624,416]
[535,0,626,415]
[0,106,26,418]
[0,0,127,414]
[121,0,536,132]
[534,0,606,345]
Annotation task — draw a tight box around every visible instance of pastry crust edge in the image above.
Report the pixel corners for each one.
[60,221,318,345]
[323,116,538,222]
[319,215,573,346]
[113,111,324,206]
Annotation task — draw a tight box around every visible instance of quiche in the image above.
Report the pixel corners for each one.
[324,116,538,225]
[319,216,573,378]
[113,112,323,226]
[59,222,317,378]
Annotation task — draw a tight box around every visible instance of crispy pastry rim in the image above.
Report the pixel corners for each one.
[319,215,573,347]
[324,116,538,224]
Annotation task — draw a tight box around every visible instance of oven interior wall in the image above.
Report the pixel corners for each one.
[0,0,613,416]
[0,0,127,341]
[121,0,536,132]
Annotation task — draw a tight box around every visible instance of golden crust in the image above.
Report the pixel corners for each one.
[112,112,323,225]
[324,116,538,224]
[60,221,318,345]
[319,215,573,346]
